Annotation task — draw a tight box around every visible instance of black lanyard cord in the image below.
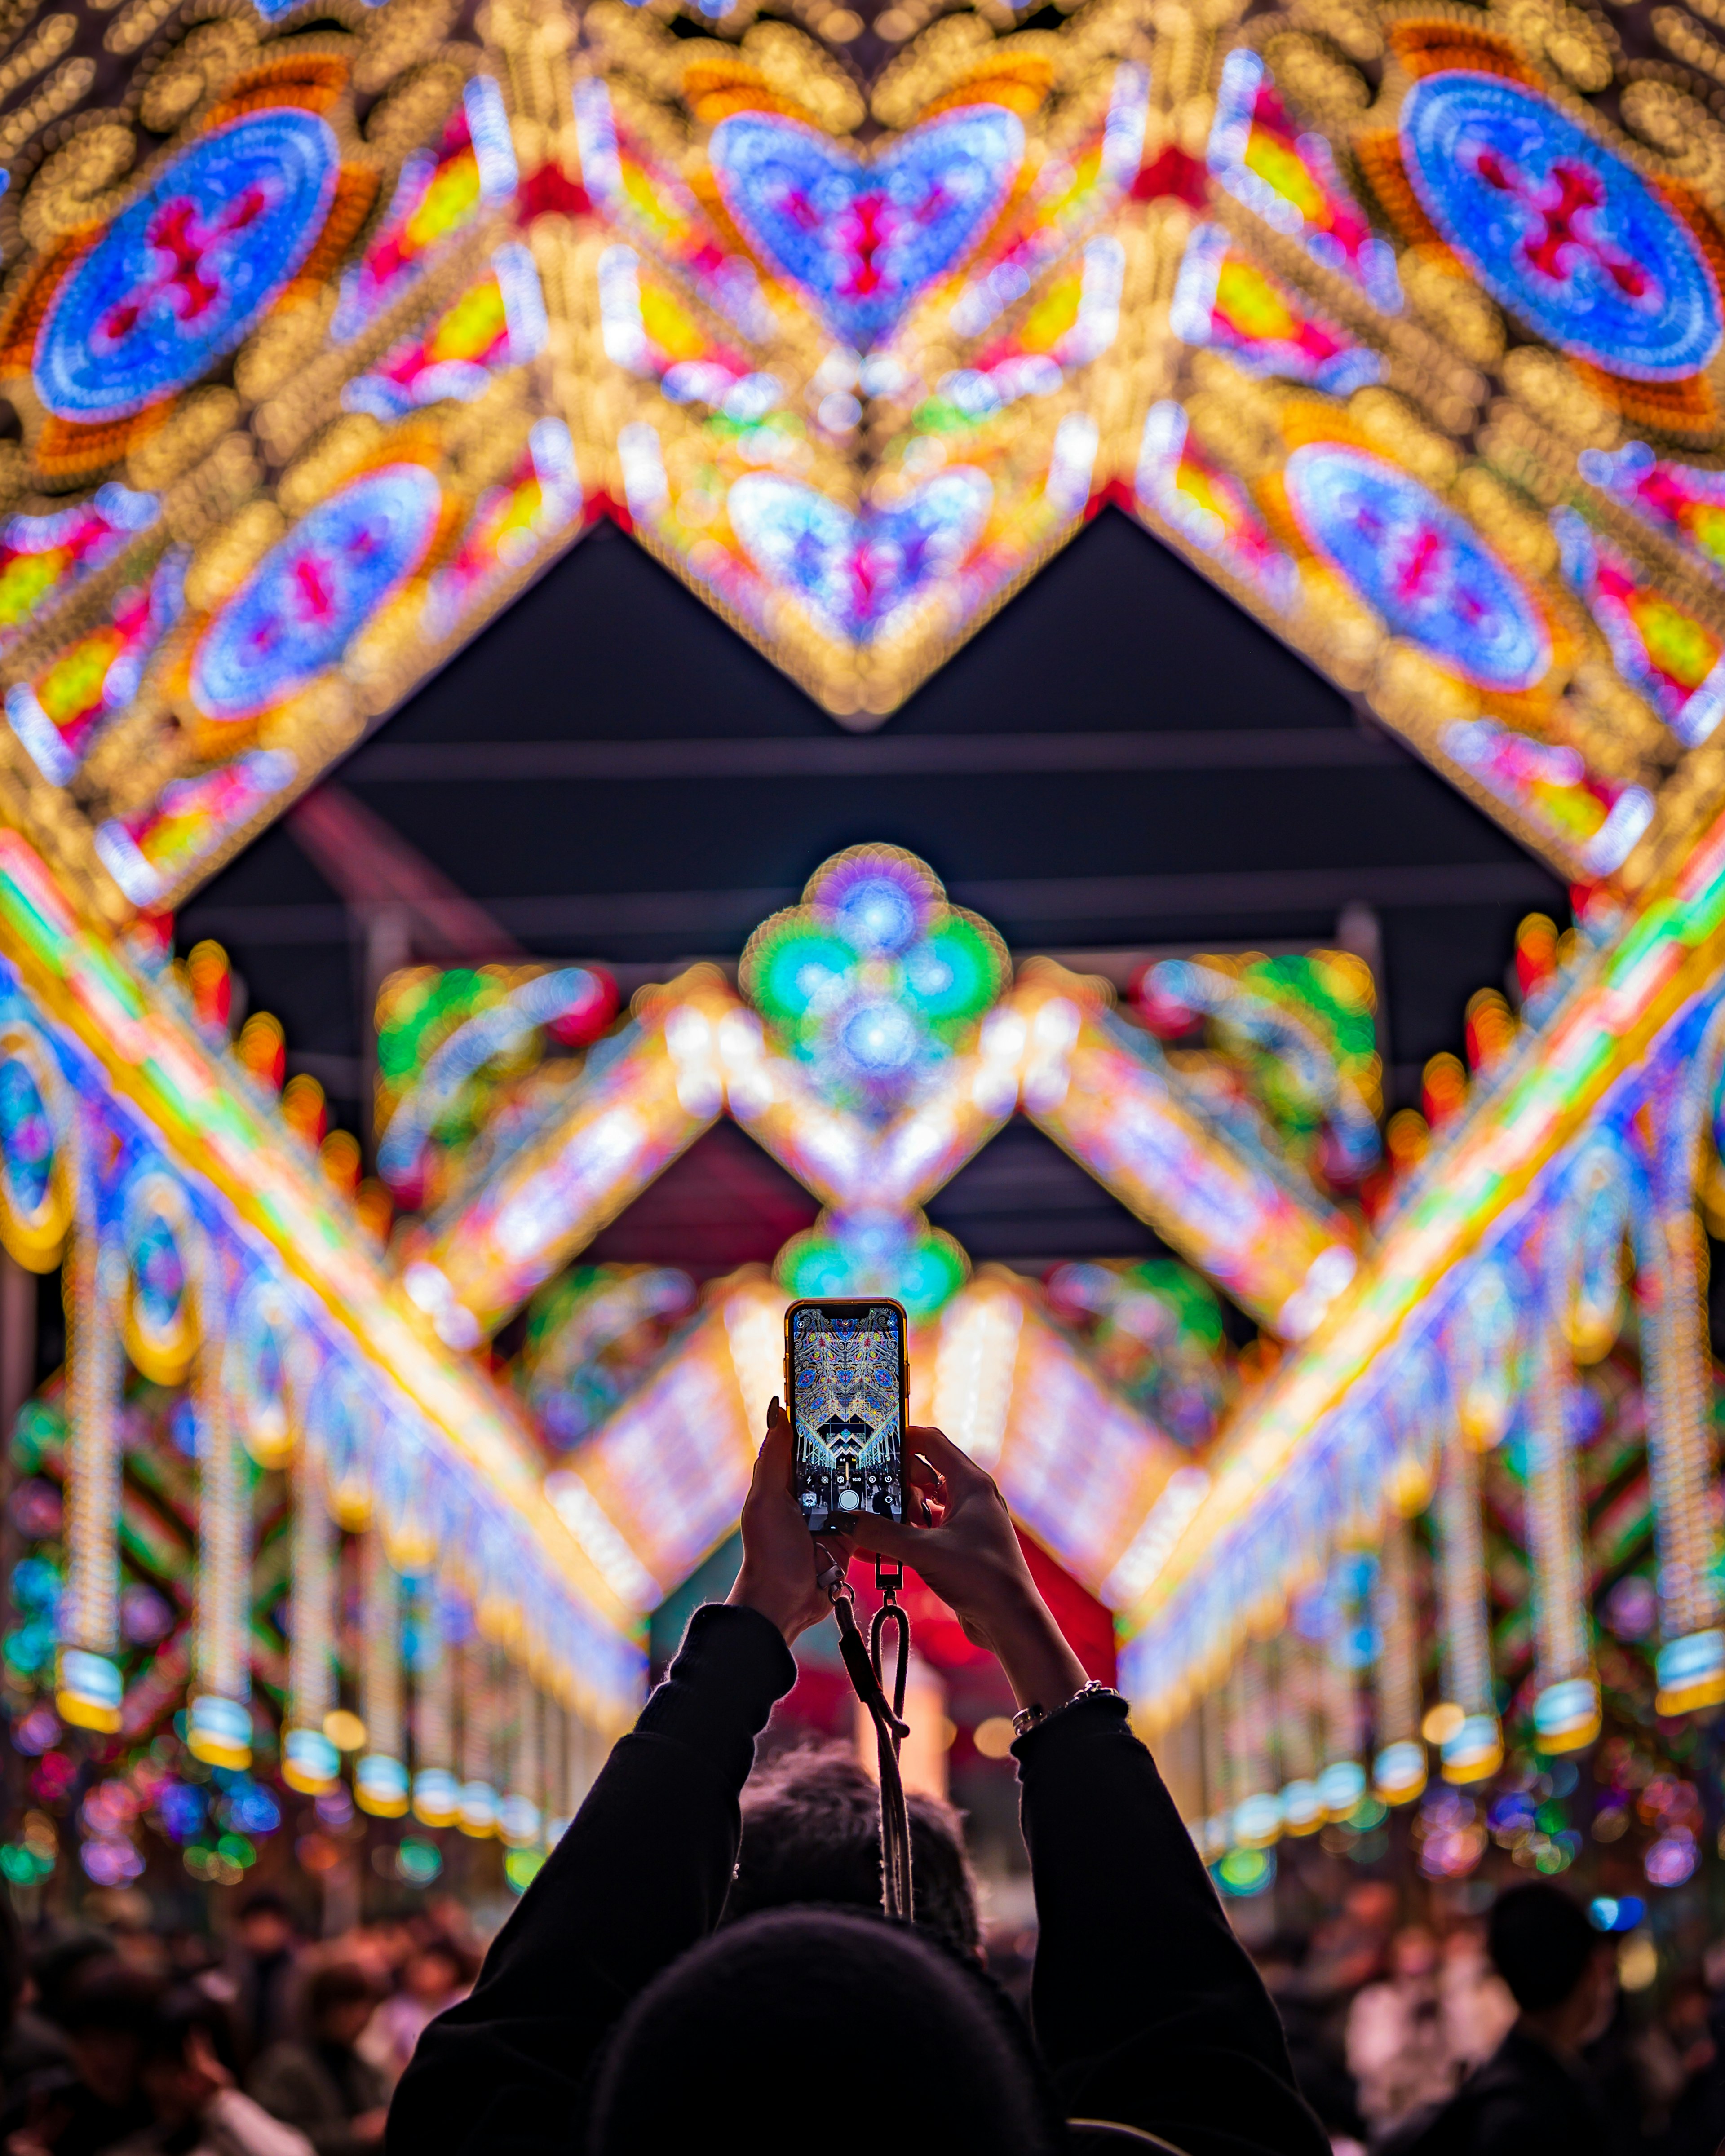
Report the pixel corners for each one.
[829,1562,915,1921]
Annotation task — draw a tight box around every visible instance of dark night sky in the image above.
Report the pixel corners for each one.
[180,505,1565,1269]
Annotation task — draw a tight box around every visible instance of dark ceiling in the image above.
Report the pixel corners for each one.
[178,505,1566,1273]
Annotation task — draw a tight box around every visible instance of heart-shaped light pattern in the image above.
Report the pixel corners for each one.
[709,106,1025,349]
[726,469,993,645]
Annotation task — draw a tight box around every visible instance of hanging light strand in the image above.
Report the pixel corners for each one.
[1523,1310,1599,1752]
[58,1213,125,1734]
[1643,1175,1725,1714]
[356,1534,407,1816]
[282,1455,339,1794]
[1372,1511,1426,1804]
[1433,1423,1501,1782]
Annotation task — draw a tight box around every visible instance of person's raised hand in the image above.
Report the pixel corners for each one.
[859,1425,1087,1715]
[725,1398,851,1644]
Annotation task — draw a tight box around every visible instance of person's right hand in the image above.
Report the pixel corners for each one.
[858,1425,1088,1716]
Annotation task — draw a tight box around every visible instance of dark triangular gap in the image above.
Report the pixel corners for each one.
[583,1121,818,1281]
[355,507,1366,747]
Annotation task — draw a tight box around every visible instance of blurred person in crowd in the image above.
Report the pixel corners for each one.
[1380,1882,1614,2156]
[358,1945,472,2093]
[1653,1949,1725,2156]
[0,1897,67,2094]
[248,1969,386,2156]
[29,1944,115,2038]
[1348,1927,1456,2137]
[1436,1926,1515,2076]
[389,1407,1330,2156]
[1256,1931,1365,2150]
[221,1904,299,2073]
[0,1966,158,2156]
[1309,1883,1399,2001]
[723,1743,980,1956]
[81,1903,166,1989]
[111,1991,313,2156]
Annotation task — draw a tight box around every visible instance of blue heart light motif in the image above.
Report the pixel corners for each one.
[727,469,993,644]
[709,106,1025,349]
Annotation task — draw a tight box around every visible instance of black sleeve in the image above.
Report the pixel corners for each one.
[386,1603,796,2156]
[1014,1694,1330,2156]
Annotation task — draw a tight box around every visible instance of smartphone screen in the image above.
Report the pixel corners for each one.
[786,1299,907,1535]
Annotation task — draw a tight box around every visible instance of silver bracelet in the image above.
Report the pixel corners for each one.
[1011,1677,1122,1738]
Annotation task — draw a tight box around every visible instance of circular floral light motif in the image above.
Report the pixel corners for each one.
[0,1053,56,1228]
[229,1287,293,1467]
[1283,444,1550,691]
[132,1214,185,1336]
[35,110,340,426]
[190,464,444,722]
[124,1193,195,1384]
[1400,72,1721,382]
[833,997,920,1077]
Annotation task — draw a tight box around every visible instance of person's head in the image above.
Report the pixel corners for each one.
[728,1744,981,1957]
[236,1893,294,1959]
[400,1941,465,2005]
[306,1964,377,2050]
[1489,1884,1614,2044]
[140,1988,239,2125]
[592,1908,1058,2156]
[59,1964,161,2107]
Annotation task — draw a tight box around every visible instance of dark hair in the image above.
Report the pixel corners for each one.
[1488,1883,1598,2011]
[306,1964,377,2024]
[237,1893,291,1926]
[728,1744,981,1956]
[59,1966,162,2038]
[592,1907,1059,2156]
[146,1987,240,2077]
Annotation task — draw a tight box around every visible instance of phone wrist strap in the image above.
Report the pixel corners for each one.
[829,1560,914,1922]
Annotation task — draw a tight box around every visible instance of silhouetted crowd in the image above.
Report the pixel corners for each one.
[0,1891,478,2156]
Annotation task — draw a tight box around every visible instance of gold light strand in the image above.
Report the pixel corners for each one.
[1372,1511,1426,1804]
[1276,1635,1322,1834]
[500,1663,542,1848]
[1318,1563,1366,1819]
[1523,1326,1599,1751]
[1200,1686,1230,1861]
[356,1534,408,1816]
[1433,1425,1501,1782]
[458,1633,497,1837]
[1642,1196,1725,1713]
[411,1579,457,1827]
[187,1297,253,1772]
[567,1702,598,1825]
[282,1455,339,1794]
[57,1222,124,1733]
[1228,1639,1279,1847]
[544,1695,571,1844]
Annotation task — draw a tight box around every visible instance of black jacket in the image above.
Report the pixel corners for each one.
[387,1604,1327,2156]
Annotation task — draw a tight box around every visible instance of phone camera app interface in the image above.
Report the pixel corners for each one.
[791,1306,903,1534]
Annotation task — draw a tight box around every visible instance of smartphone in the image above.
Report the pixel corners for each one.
[783,1299,908,1534]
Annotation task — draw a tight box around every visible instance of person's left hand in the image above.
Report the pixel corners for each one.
[726,1399,851,1643]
